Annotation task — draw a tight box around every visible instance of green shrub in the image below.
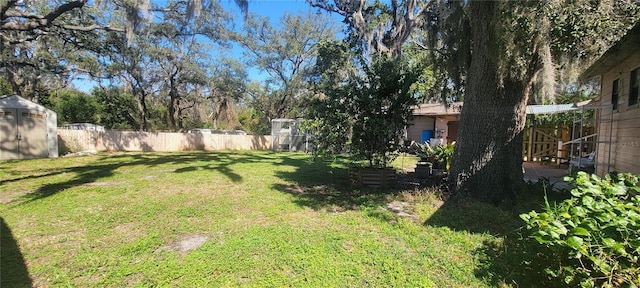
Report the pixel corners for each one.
[520,172,640,287]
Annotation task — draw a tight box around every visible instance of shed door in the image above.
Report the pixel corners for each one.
[0,109,19,159]
[18,109,48,158]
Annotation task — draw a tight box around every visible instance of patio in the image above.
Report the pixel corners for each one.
[522,162,570,190]
[400,159,572,191]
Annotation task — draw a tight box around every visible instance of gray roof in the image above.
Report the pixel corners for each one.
[0,94,52,112]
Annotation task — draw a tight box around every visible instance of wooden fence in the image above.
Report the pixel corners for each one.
[522,126,568,162]
[58,130,272,153]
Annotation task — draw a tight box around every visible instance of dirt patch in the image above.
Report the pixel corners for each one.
[0,190,30,204]
[111,222,147,241]
[156,234,209,254]
[282,184,332,195]
[386,201,417,219]
[85,181,127,187]
[124,272,144,286]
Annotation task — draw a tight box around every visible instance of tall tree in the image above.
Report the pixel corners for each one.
[0,0,244,105]
[236,11,336,120]
[448,1,533,203]
[208,58,247,130]
[309,0,432,57]
[101,31,158,131]
[148,0,231,131]
[307,1,430,166]
[0,0,130,100]
[431,0,640,203]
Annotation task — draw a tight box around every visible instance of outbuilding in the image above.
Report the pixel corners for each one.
[0,94,58,159]
[271,118,307,152]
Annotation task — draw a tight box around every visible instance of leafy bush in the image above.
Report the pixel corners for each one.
[307,44,419,168]
[520,172,640,287]
[415,142,455,170]
[415,142,435,160]
[432,142,455,170]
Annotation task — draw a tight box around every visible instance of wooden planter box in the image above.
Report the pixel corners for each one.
[348,167,396,188]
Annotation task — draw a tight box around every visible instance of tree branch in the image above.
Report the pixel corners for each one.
[58,24,125,32]
[0,0,18,21]
[1,0,88,31]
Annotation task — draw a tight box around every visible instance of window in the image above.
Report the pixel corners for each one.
[630,68,639,106]
[612,78,620,110]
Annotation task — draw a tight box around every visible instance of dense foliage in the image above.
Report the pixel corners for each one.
[521,172,640,287]
[307,41,419,167]
[92,87,139,130]
[0,1,335,133]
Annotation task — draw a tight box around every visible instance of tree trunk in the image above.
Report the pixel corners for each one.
[167,72,181,131]
[168,89,177,131]
[448,1,529,204]
[135,92,147,131]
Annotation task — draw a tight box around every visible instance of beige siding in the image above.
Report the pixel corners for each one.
[436,115,459,143]
[58,130,273,153]
[596,51,640,175]
[407,116,435,143]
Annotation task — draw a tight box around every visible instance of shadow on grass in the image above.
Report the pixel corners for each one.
[0,217,32,288]
[423,181,572,287]
[272,155,399,213]
[473,232,566,287]
[423,199,522,236]
[269,152,575,286]
[8,151,272,203]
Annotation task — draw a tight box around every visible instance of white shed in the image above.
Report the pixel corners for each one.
[0,95,58,159]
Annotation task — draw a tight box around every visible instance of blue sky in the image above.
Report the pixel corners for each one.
[232,0,315,18]
[223,0,341,83]
[75,0,341,92]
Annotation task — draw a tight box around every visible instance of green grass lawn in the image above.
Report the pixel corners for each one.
[1,151,528,287]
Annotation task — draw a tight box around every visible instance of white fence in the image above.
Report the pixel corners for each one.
[58,130,272,153]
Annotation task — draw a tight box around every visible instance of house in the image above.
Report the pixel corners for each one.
[582,22,640,175]
[407,102,462,145]
[0,94,58,159]
[408,101,591,163]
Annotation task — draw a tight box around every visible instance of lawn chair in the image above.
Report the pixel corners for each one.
[570,151,596,171]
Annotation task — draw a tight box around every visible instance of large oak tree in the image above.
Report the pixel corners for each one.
[439,0,640,203]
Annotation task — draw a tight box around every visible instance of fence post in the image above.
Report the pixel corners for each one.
[557,140,563,165]
[527,126,534,161]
